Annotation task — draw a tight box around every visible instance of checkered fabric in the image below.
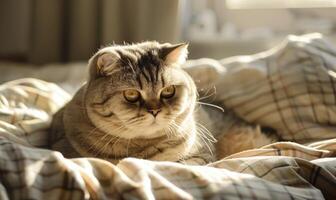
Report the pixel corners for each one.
[0,34,336,200]
[187,33,336,144]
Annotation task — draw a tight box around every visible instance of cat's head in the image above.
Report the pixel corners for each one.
[85,41,197,139]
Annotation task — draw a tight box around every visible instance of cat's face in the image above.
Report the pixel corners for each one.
[85,42,196,139]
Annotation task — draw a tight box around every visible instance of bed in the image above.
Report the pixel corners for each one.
[0,33,335,200]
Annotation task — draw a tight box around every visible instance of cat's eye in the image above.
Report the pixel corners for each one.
[123,89,140,102]
[161,85,175,99]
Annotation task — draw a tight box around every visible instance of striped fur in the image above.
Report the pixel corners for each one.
[50,42,215,164]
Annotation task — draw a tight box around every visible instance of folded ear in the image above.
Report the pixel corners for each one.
[88,51,120,80]
[160,43,189,66]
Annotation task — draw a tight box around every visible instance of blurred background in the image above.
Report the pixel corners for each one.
[1,0,336,92]
[1,0,336,64]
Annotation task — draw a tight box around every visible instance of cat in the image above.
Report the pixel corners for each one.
[49,41,279,165]
[49,42,217,164]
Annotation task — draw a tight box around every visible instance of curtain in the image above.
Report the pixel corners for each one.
[0,0,182,64]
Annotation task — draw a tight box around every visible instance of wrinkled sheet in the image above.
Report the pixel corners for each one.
[0,33,336,200]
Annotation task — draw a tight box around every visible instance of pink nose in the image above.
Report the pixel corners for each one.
[148,109,161,117]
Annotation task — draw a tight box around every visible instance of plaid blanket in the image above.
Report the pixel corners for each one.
[0,33,336,200]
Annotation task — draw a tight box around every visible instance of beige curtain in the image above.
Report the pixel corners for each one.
[0,0,182,64]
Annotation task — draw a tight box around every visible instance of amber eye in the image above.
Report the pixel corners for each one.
[123,89,140,102]
[161,85,175,99]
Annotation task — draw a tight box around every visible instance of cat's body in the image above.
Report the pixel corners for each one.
[49,42,278,164]
[50,42,217,164]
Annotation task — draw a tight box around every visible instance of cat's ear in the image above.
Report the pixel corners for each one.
[88,51,119,80]
[161,43,189,66]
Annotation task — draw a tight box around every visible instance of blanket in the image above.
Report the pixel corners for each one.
[0,33,336,200]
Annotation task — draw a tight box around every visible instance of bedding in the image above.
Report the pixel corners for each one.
[0,33,336,199]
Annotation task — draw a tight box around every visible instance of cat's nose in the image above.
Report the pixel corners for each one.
[148,109,161,117]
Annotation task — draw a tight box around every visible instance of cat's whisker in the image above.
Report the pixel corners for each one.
[91,134,114,156]
[111,137,122,160]
[99,134,120,158]
[168,122,197,158]
[163,124,172,139]
[196,122,217,143]
[196,101,224,112]
[88,117,125,156]
[167,124,178,138]
[88,124,126,156]
[198,85,217,101]
[123,116,146,127]
[166,124,175,139]
[196,126,216,147]
[162,126,172,139]
[193,103,203,112]
[197,133,214,156]
[168,123,180,136]
[87,126,112,153]
[169,123,189,147]
[99,138,113,158]
[87,134,108,153]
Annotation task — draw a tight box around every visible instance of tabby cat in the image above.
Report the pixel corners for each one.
[49,42,278,165]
